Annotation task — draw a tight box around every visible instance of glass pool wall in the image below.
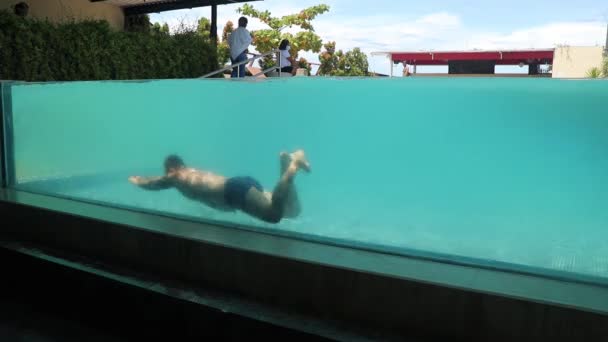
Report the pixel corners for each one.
[3,77,608,285]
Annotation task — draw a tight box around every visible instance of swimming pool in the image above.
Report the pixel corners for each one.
[4,77,608,284]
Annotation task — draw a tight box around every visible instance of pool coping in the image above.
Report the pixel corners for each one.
[1,188,608,316]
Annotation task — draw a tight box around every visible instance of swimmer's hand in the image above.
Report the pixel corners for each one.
[128,175,171,190]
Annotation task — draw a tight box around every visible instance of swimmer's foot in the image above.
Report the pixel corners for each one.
[290,150,311,173]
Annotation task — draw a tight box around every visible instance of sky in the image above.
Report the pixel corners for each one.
[150,0,608,75]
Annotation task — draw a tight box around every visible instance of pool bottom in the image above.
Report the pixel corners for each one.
[10,172,608,288]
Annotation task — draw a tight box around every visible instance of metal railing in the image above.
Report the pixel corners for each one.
[200,49,282,79]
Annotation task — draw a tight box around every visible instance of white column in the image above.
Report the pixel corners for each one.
[604,23,608,56]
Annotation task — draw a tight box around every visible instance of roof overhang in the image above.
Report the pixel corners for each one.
[90,0,261,16]
[372,49,555,65]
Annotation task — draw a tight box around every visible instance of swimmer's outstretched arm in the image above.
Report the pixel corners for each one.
[128,175,172,190]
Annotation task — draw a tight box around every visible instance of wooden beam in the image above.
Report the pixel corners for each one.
[125,0,208,16]
[123,0,260,16]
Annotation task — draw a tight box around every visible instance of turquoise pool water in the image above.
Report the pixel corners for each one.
[5,77,608,282]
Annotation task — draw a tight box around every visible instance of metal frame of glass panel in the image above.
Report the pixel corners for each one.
[0,81,15,188]
[1,82,5,187]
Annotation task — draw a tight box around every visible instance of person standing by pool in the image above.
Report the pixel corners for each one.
[228,17,253,78]
[278,39,297,76]
[128,150,310,224]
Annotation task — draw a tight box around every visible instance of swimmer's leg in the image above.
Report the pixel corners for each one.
[243,150,310,223]
[280,151,302,218]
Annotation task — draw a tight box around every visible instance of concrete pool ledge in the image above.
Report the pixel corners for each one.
[1,188,608,340]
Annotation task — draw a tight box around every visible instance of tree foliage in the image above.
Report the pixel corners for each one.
[196,17,211,40]
[237,4,329,69]
[297,57,312,74]
[194,17,236,66]
[318,42,369,76]
[317,41,338,75]
[335,47,368,76]
[0,10,218,81]
[124,14,151,33]
[152,22,169,34]
[217,20,234,65]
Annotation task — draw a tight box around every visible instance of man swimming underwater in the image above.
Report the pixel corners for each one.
[128,150,310,224]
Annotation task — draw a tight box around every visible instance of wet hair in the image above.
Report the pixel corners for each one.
[238,16,247,27]
[164,154,184,172]
[279,39,290,50]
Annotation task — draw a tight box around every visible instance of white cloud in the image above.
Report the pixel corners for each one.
[415,12,461,28]
[464,22,606,50]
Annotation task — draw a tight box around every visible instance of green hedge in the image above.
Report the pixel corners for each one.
[0,10,219,81]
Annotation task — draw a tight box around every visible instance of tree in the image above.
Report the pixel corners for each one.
[318,42,369,76]
[297,57,312,74]
[194,18,236,66]
[602,57,608,78]
[14,1,28,17]
[237,4,329,69]
[317,41,338,76]
[152,22,169,35]
[335,47,368,76]
[217,20,234,66]
[196,17,211,40]
[125,14,151,33]
[222,20,234,42]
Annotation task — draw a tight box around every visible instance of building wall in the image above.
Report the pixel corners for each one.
[552,46,605,78]
[0,0,124,30]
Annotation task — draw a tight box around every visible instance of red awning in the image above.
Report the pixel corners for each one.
[388,49,554,65]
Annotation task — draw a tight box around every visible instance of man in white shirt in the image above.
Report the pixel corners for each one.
[228,17,253,78]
